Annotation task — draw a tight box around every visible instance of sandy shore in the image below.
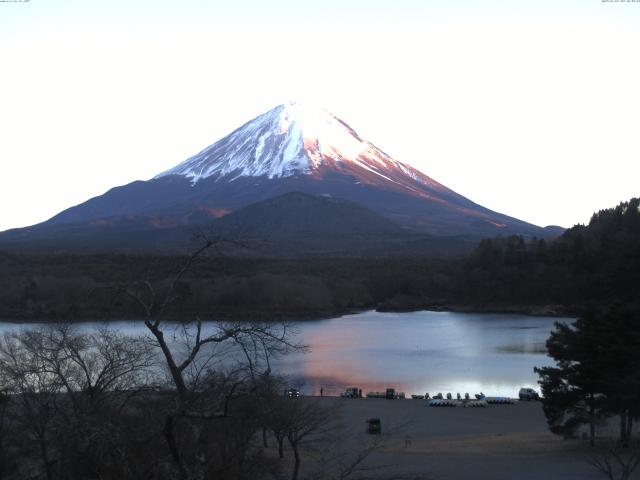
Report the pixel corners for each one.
[309,397,607,480]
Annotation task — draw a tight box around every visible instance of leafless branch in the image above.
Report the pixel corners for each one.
[588,441,640,480]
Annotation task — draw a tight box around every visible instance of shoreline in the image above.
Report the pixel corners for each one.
[0,304,576,324]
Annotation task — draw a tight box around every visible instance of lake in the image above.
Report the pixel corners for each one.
[0,310,569,398]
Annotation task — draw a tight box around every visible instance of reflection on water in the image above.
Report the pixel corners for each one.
[0,310,571,398]
[273,310,570,397]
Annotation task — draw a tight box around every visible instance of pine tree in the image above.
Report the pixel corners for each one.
[535,308,606,446]
[536,305,640,446]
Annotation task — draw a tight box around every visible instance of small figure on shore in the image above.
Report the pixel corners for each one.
[320,387,323,397]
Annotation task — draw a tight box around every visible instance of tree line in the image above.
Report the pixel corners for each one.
[2,198,639,321]
[456,197,640,310]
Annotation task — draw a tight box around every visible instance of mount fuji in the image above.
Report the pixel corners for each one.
[0,102,560,254]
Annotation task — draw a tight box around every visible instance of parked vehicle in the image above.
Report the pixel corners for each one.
[341,387,360,398]
[368,389,404,399]
[429,399,458,407]
[366,391,385,398]
[518,387,540,401]
[486,396,516,404]
[285,388,301,398]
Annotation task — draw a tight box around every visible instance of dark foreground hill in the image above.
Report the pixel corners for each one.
[0,192,478,257]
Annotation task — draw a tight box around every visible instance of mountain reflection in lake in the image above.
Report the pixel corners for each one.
[0,310,570,398]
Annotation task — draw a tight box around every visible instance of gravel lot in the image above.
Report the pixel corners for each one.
[311,397,607,480]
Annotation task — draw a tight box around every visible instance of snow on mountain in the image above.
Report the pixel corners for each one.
[154,101,444,194]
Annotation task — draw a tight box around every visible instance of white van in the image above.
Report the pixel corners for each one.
[518,387,540,400]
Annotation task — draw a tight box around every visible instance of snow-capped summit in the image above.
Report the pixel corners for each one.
[155,101,364,181]
[154,102,443,196]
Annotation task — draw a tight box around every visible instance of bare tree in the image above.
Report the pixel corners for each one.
[15,325,156,412]
[261,379,292,459]
[278,398,336,480]
[0,331,67,480]
[0,390,7,480]
[0,380,22,480]
[0,326,156,480]
[115,237,304,480]
[118,239,300,397]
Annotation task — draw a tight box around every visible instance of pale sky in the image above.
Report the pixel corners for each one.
[1,0,639,232]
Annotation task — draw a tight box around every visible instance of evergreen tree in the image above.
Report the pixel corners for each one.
[535,308,606,446]
[594,306,640,447]
[536,305,640,446]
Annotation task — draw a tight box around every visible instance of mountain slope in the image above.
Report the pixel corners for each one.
[0,192,477,257]
[213,191,400,238]
[0,102,557,254]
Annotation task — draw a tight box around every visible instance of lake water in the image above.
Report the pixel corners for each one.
[0,310,569,398]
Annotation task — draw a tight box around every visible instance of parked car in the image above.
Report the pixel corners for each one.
[518,387,540,400]
[341,387,360,398]
[285,388,301,398]
[366,391,385,398]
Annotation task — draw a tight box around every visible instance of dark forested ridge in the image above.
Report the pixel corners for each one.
[454,197,640,311]
[0,253,455,321]
[0,198,638,321]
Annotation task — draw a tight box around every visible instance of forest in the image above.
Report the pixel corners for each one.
[0,198,638,322]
